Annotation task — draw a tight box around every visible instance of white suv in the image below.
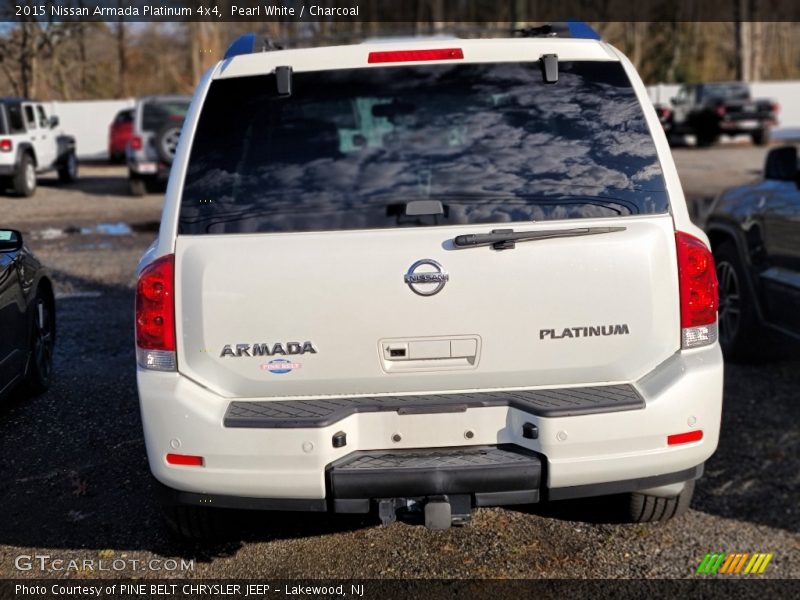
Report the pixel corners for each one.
[0,98,78,197]
[136,25,723,538]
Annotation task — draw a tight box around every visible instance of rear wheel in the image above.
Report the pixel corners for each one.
[696,130,718,147]
[161,502,229,541]
[626,480,695,523]
[20,288,55,397]
[58,151,78,183]
[129,175,148,196]
[155,123,182,164]
[714,240,760,361]
[751,127,770,146]
[12,153,36,197]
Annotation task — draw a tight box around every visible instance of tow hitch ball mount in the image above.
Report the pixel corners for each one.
[377,495,472,530]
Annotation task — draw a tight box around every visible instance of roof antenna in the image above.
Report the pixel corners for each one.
[540,54,558,84]
[275,66,292,96]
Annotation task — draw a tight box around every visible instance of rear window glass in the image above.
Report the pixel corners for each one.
[698,83,750,102]
[180,61,667,235]
[142,100,189,132]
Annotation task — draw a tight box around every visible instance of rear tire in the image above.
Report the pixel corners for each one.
[714,240,761,361]
[58,151,78,183]
[751,128,770,146]
[696,130,718,147]
[129,175,148,197]
[20,287,55,397]
[12,153,36,197]
[161,503,229,542]
[155,123,182,165]
[627,480,694,523]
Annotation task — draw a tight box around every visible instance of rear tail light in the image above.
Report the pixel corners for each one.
[715,104,726,117]
[130,136,143,151]
[676,232,719,349]
[771,102,780,114]
[135,254,176,371]
[0,139,12,152]
[368,48,464,64]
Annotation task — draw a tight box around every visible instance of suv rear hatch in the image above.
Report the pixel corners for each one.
[172,56,680,398]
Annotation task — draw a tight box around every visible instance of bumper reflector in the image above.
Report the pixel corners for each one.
[667,430,703,446]
[682,321,718,349]
[137,348,176,371]
[166,453,204,466]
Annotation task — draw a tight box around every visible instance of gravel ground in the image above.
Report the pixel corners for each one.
[0,155,797,580]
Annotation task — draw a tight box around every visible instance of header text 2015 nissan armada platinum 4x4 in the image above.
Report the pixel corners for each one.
[135,25,723,538]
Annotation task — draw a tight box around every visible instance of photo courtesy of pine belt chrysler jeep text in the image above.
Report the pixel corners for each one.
[134,23,723,538]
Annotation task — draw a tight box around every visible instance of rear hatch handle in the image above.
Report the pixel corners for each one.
[453,226,626,250]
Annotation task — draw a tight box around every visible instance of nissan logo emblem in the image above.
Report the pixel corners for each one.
[404,259,449,296]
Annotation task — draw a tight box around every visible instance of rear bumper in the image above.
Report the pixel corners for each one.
[138,344,723,505]
[329,445,543,508]
[0,164,16,176]
[156,456,702,513]
[128,160,170,180]
[718,120,769,132]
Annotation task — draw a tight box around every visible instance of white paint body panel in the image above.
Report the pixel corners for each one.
[174,216,680,398]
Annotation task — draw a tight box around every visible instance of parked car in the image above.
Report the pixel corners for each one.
[653,102,673,134]
[108,108,134,163]
[664,82,778,147]
[0,98,78,197]
[136,28,722,539]
[127,95,190,196]
[706,145,799,361]
[0,229,56,401]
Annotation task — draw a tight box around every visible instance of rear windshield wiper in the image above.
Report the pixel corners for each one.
[453,226,626,250]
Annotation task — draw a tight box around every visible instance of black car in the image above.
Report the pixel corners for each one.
[706,145,800,360]
[666,82,778,147]
[0,229,55,400]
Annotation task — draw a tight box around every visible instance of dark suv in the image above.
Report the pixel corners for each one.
[706,145,800,360]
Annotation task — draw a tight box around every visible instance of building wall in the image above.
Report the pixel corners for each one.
[47,99,135,160]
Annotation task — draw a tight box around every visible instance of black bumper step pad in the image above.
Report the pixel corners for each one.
[327,445,542,500]
[224,384,643,428]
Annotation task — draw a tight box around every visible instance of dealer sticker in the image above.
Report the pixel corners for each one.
[260,359,302,374]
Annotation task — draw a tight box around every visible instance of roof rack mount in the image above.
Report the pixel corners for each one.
[513,20,600,40]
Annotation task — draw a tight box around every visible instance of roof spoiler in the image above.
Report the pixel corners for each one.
[223,21,601,60]
[224,33,284,60]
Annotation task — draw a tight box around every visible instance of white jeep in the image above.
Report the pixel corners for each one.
[135,25,723,538]
[0,98,78,197]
